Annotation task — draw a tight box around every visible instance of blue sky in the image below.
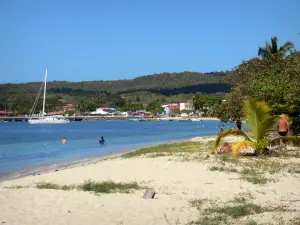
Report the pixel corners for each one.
[0,0,299,83]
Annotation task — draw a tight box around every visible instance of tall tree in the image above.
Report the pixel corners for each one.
[258,36,294,60]
[192,95,204,112]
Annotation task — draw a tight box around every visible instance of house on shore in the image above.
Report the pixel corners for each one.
[180,102,194,111]
[63,104,75,112]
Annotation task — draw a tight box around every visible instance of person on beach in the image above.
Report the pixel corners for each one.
[217,142,232,153]
[236,118,242,130]
[61,137,67,144]
[276,114,290,148]
[99,136,105,145]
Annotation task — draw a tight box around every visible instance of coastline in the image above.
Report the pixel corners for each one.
[0,136,215,183]
[1,135,300,225]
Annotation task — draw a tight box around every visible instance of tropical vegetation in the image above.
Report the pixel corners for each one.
[258,36,294,60]
[215,99,300,158]
[217,36,299,134]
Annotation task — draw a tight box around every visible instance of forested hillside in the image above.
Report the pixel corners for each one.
[0,71,232,113]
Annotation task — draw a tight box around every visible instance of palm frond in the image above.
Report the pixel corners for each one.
[232,140,255,158]
[271,136,300,147]
[244,99,277,141]
[258,47,271,59]
[279,41,294,52]
[270,36,278,54]
[214,129,250,149]
[265,42,272,53]
[278,41,295,58]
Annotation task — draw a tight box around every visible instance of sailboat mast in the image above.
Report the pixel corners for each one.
[42,69,47,117]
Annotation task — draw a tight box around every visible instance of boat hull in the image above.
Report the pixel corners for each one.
[28,118,70,124]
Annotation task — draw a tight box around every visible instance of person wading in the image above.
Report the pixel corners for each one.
[236,118,242,130]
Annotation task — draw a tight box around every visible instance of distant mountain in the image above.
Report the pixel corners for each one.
[0,71,232,96]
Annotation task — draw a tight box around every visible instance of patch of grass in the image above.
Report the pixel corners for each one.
[188,215,228,225]
[217,152,238,164]
[189,198,210,210]
[189,194,270,225]
[230,196,247,204]
[208,165,269,185]
[205,203,263,219]
[35,180,144,194]
[215,151,292,174]
[239,168,269,185]
[287,166,300,174]
[78,180,142,194]
[147,152,170,158]
[209,166,238,173]
[280,151,300,158]
[122,141,212,158]
[242,159,283,174]
[36,182,76,190]
[245,220,260,225]
[291,217,300,225]
[5,185,30,189]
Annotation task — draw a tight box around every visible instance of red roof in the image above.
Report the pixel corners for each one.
[47,111,64,115]
[63,104,75,110]
[167,105,180,110]
[0,110,12,115]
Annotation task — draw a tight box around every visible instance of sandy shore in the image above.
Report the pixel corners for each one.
[1,136,300,225]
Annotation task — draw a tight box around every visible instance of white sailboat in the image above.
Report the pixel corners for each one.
[28,69,70,124]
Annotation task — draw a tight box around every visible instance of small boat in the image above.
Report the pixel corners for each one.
[130,118,139,121]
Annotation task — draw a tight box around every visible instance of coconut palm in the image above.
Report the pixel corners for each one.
[258,36,294,60]
[215,99,300,158]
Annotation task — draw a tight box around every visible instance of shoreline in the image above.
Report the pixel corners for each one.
[0,135,215,183]
[1,134,300,225]
[0,116,220,122]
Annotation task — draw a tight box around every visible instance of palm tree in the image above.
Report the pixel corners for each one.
[258,36,294,60]
[215,99,300,158]
[192,95,204,112]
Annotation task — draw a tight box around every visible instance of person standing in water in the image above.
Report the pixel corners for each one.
[99,136,105,145]
[236,118,242,130]
[276,115,290,148]
[220,124,224,133]
[61,137,67,144]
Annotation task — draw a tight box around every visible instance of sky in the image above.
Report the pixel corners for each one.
[0,0,299,83]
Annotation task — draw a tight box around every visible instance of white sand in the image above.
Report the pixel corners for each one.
[1,138,300,225]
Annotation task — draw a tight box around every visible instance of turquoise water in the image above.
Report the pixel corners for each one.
[0,120,235,176]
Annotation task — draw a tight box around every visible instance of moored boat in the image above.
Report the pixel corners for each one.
[28,69,70,125]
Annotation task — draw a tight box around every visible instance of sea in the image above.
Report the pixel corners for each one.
[0,120,236,179]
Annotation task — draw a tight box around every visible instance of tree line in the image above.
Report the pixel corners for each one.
[215,36,300,134]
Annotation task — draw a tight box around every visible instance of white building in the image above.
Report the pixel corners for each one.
[180,102,194,111]
[90,108,116,115]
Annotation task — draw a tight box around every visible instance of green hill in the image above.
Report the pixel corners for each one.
[0,71,232,112]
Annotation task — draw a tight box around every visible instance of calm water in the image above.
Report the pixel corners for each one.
[0,120,235,175]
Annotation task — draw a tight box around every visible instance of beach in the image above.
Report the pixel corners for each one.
[1,137,300,225]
